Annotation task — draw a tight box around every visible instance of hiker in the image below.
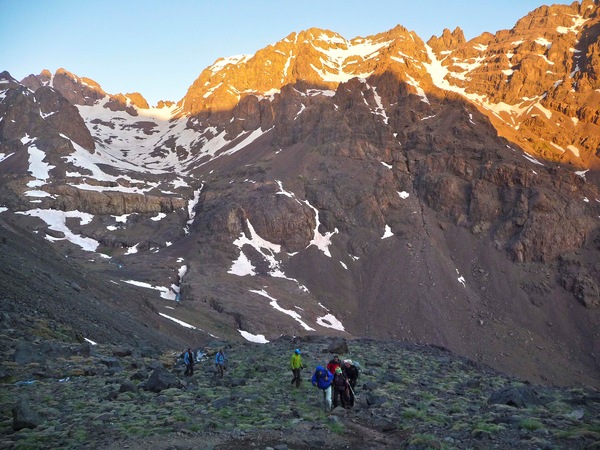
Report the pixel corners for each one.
[342,359,359,406]
[183,348,194,376]
[326,355,341,375]
[332,367,349,408]
[215,348,226,378]
[290,348,304,388]
[311,365,333,411]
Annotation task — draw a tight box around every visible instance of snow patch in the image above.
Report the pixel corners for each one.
[250,289,315,331]
[159,313,196,329]
[316,313,345,331]
[17,209,99,251]
[381,225,394,239]
[239,330,269,343]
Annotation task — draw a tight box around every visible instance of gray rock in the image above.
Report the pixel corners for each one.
[330,407,348,416]
[112,346,132,357]
[137,347,160,358]
[488,385,542,408]
[100,357,122,370]
[119,381,138,393]
[365,393,387,407]
[327,338,348,355]
[76,342,93,357]
[130,371,146,381]
[105,390,119,401]
[148,361,164,370]
[146,367,181,393]
[13,341,45,364]
[12,398,41,430]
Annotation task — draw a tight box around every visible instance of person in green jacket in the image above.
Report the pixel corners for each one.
[290,348,304,388]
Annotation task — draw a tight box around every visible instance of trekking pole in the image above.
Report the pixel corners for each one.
[348,384,355,396]
[347,383,357,401]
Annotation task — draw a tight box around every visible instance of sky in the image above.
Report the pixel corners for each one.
[1,0,576,106]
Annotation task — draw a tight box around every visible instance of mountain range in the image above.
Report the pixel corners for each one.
[1,0,599,389]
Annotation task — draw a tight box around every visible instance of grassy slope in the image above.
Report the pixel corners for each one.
[1,336,599,449]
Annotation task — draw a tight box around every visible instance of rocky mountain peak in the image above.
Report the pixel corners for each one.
[20,70,156,118]
[104,91,151,115]
[427,26,466,52]
[124,92,149,109]
[0,71,20,87]
[0,73,95,153]
[178,24,432,118]
[426,0,600,173]
[156,99,175,108]
[20,68,107,107]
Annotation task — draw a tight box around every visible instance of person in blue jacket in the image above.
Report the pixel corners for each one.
[311,365,333,411]
[183,348,194,376]
[215,349,226,378]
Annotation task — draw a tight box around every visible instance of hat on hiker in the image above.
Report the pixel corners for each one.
[344,359,352,365]
[335,367,342,374]
[295,349,301,354]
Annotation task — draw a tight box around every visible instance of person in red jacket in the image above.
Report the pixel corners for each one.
[326,355,341,375]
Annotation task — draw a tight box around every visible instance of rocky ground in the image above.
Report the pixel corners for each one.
[1,330,599,450]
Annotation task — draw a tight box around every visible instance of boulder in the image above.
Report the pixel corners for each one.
[487,385,542,408]
[76,342,93,357]
[327,338,348,355]
[12,398,41,430]
[100,357,121,369]
[13,341,46,364]
[112,346,133,357]
[130,371,147,381]
[146,367,181,393]
[365,393,387,407]
[119,381,138,393]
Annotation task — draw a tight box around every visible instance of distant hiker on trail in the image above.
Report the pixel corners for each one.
[184,348,194,376]
[290,348,304,388]
[342,359,359,407]
[326,355,341,375]
[332,367,349,408]
[311,365,333,411]
[215,349,226,378]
